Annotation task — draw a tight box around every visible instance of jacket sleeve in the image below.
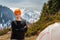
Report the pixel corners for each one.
[24,22,28,32]
[22,21,28,32]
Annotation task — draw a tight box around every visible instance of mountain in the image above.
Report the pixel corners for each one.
[0,6,40,30]
[21,8,40,23]
[10,8,41,23]
[0,5,14,30]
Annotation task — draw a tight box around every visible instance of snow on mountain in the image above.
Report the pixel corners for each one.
[10,8,41,23]
[0,5,14,30]
[20,8,40,23]
[0,7,40,30]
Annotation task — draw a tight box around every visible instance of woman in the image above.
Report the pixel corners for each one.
[11,9,28,40]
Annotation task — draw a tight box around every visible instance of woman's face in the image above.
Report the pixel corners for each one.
[14,9,21,19]
[15,13,21,19]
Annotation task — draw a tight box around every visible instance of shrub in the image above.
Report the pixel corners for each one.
[0,28,10,36]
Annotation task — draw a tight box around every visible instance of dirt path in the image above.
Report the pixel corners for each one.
[0,31,11,40]
[0,31,37,40]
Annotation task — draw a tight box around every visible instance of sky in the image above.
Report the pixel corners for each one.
[0,0,48,12]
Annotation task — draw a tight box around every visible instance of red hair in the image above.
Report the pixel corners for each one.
[14,9,21,15]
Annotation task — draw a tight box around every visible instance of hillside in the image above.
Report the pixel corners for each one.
[26,0,60,36]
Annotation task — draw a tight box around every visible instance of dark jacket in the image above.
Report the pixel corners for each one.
[11,20,28,39]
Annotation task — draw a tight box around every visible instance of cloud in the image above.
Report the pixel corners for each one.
[0,0,48,11]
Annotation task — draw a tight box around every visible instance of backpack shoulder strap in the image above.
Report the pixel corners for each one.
[21,20,24,24]
[13,20,17,25]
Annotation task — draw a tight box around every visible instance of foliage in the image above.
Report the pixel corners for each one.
[0,28,10,36]
[26,0,60,37]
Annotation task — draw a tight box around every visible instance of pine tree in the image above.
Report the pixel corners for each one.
[41,3,49,16]
[48,0,60,15]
